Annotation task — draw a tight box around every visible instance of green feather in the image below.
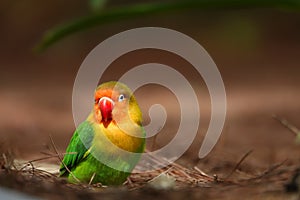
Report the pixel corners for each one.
[59,120,145,185]
[59,121,94,177]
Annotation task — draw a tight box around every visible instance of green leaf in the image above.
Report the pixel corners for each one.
[35,0,300,52]
[89,0,108,12]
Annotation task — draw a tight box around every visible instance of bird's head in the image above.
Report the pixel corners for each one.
[93,81,142,128]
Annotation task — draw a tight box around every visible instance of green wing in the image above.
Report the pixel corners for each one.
[59,121,95,177]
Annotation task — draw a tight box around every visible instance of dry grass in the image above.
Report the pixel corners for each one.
[0,145,299,200]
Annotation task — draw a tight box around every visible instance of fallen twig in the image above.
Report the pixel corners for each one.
[224,150,253,180]
[272,115,300,137]
[89,173,96,185]
[22,152,77,165]
[247,159,287,181]
[49,135,81,184]
[194,166,215,180]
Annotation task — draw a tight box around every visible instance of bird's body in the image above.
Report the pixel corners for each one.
[60,82,145,185]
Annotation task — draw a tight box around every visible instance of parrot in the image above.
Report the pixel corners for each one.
[59,81,145,185]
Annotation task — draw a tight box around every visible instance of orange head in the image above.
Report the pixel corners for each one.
[93,81,142,128]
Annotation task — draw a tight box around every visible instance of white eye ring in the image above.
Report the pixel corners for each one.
[118,94,125,102]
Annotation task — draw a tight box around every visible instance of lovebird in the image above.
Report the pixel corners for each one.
[59,81,145,185]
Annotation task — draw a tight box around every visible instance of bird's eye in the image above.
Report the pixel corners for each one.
[118,94,125,102]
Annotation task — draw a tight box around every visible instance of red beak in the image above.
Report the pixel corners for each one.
[99,97,114,122]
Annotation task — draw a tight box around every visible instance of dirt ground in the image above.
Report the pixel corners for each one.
[1,2,300,199]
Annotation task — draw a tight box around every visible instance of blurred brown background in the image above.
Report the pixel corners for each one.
[0,1,300,175]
